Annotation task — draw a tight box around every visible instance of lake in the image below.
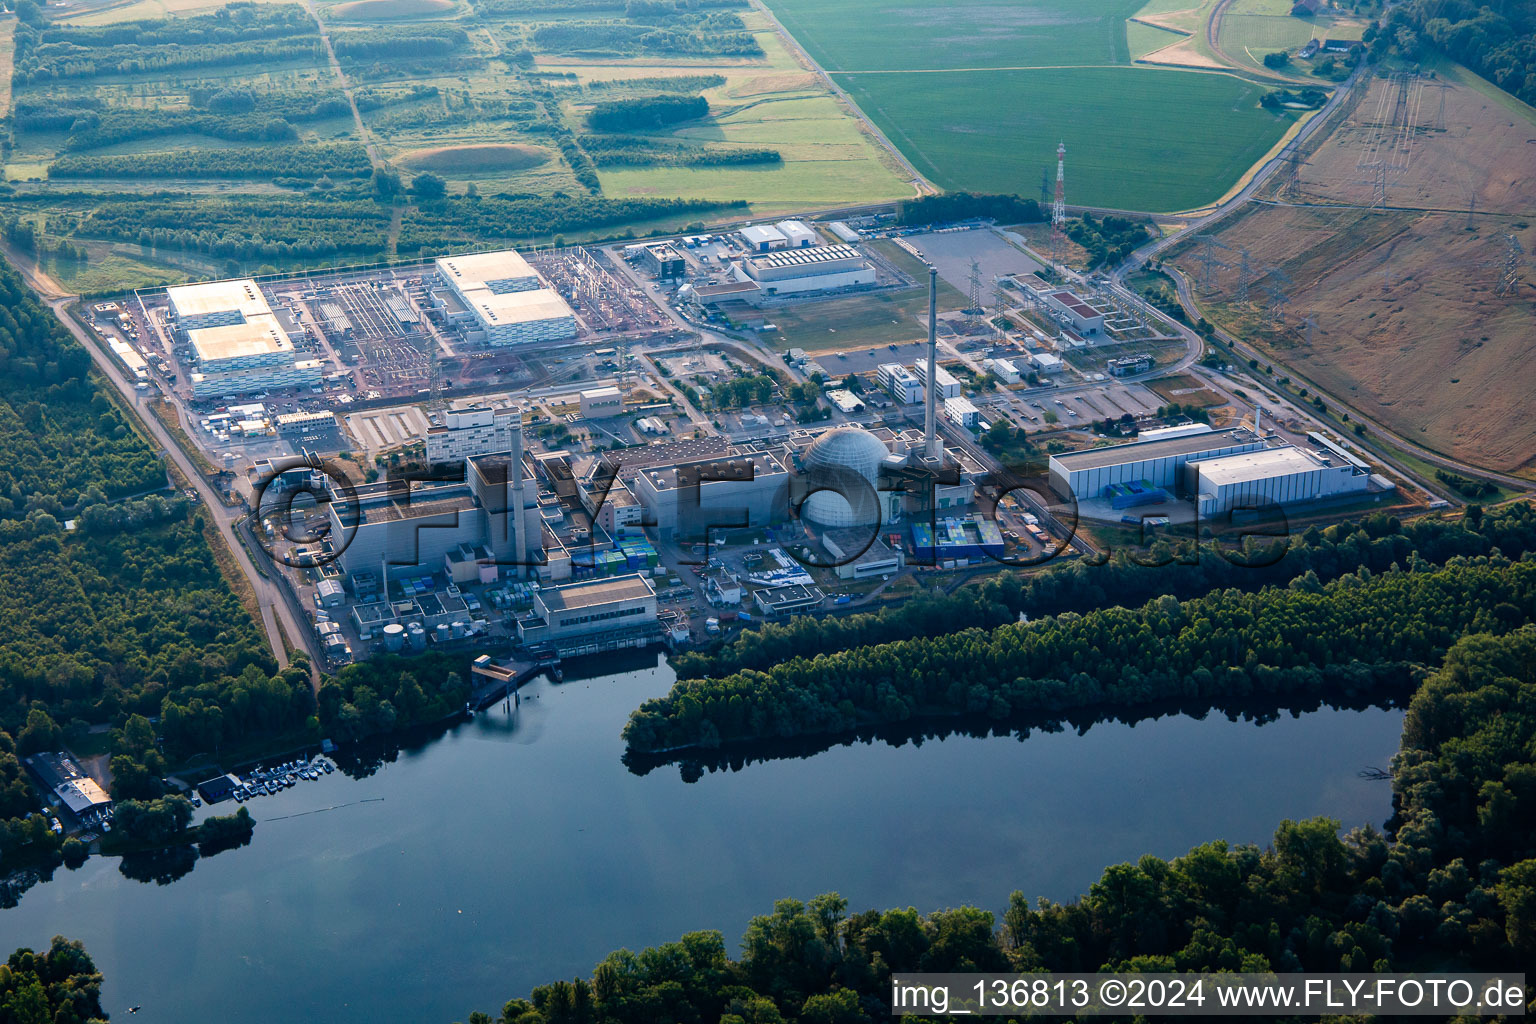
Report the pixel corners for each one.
[0,656,1406,1023]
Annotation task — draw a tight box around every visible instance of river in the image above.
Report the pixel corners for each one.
[0,656,1405,1023]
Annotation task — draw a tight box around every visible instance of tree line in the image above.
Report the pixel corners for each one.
[317,653,471,742]
[895,192,1045,227]
[331,25,470,61]
[49,143,374,181]
[578,134,779,168]
[467,628,1536,1022]
[531,18,761,58]
[625,556,1536,752]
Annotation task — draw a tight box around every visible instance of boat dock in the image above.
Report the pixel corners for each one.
[468,654,561,710]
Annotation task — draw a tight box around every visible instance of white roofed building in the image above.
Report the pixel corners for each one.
[434,249,577,346]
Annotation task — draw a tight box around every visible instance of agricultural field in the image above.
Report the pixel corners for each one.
[0,0,907,292]
[764,0,1300,211]
[1214,0,1366,75]
[839,66,1293,211]
[1170,72,1536,476]
[765,0,1144,71]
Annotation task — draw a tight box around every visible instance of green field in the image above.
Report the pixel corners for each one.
[837,66,1292,211]
[765,0,1144,71]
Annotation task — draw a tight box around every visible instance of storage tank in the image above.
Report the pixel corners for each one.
[435,623,451,642]
[381,623,405,651]
[451,620,467,638]
[407,623,426,650]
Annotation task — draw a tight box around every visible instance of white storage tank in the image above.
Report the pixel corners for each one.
[381,623,405,651]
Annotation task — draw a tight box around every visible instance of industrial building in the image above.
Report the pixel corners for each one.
[1107,353,1153,376]
[25,752,111,820]
[911,515,1004,563]
[1044,290,1107,336]
[579,386,623,418]
[739,224,789,251]
[775,219,818,248]
[738,245,876,298]
[434,249,576,346]
[631,447,790,540]
[753,582,824,616]
[516,574,659,651]
[822,530,903,580]
[984,357,1021,384]
[944,396,980,428]
[877,363,924,405]
[168,279,323,399]
[1030,352,1064,374]
[275,410,337,437]
[1048,428,1264,501]
[912,361,961,399]
[828,221,861,242]
[1185,445,1371,516]
[109,339,149,382]
[640,242,687,279]
[425,406,520,464]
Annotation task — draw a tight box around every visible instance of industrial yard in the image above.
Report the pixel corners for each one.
[82,202,1414,676]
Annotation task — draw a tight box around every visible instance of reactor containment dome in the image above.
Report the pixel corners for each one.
[800,427,889,527]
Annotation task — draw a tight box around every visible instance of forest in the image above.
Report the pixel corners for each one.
[1063,214,1153,268]
[317,653,471,742]
[461,627,1536,1022]
[10,2,323,83]
[331,25,470,61]
[1368,0,1536,105]
[0,937,106,1024]
[671,504,1536,682]
[624,555,1536,753]
[588,95,709,132]
[531,15,761,58]
[49,144,375,181]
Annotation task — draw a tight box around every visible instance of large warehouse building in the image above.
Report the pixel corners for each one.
[1184,445,1371,515]
[738,245,876,298]
[1048,428,1264,501]
[434,249,577,346]
[168,279,323,399]
[516,574,659,652]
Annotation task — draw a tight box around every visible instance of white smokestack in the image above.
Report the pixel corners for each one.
[925,267,941,461]
[510,416,527,579]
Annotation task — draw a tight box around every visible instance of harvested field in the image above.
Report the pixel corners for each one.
[331,0,454,18]
[1283,70,1536,215]
[398,144,549,173]
[1174,205,1536,474]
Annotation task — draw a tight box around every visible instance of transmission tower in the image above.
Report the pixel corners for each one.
[965,259,985,327]
[1192,234,1231,292]
[1302,313,1317,346]
[1261,268,1293,323]
[1234,248,1259,303]
[1485,233,1534,297]
[1280,148,1308,198]
[1039,167,1052,208]
[1465,193,1477,231]
[1351,161,1392,209]
[419,334,444,413]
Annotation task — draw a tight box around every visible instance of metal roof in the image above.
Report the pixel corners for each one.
[1051,429,1258,471]
[538,574,655,612]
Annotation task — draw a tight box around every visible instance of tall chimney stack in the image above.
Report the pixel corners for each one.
[509,415,527,579]
[924,267,941,461]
